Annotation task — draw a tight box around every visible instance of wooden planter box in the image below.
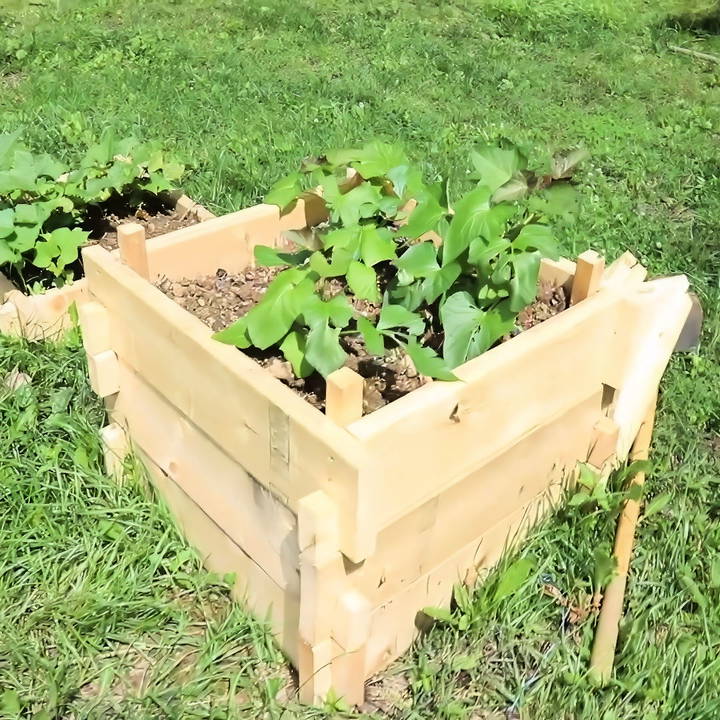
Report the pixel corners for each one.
[78,196,692,705]
[0,194,214,341]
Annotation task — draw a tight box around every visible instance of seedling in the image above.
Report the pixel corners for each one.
[215,141,580,380]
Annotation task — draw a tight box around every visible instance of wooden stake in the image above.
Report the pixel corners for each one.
[589,397,657,684]
[100,422,129,479]
[587,416,620,469]
[570,250,605,305]
[326,367,364,427]
[117,223,149,279]
[87,349,120,398]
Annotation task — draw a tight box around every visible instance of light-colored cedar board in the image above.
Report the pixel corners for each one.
[611,275,691,459]
[348,388,602,605]
[0,194,213,340]
[82,245,371,563]
[570,250,605,305]
[138,448,300,665]
[110,359,300,593]
[117,223,150,279]
[345,286,629,532]
[142,199,318,282]
[362,483,563,677]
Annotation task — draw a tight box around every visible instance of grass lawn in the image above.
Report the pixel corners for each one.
[1,0,720,717]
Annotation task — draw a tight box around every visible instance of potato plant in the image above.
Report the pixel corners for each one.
[215,141,581,381]
[0,129,185,284]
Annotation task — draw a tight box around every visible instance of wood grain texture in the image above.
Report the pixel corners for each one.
[117,222,149,279]
[570,249,605,305]
[112,360,300,593]
[139,448,301,665]
[82,245,370,562]
[326,367,364,427]
[346,287,627,533]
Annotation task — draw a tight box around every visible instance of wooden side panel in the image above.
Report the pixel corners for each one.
[139,450,300,664]
[611,276,691,458]
[349,389,601,605]
[145,204,283,280]
[363,485,561,677]
[347,287,627,531]
[111,361,300,593]
[82,246,370,562]
[0,281,87,340]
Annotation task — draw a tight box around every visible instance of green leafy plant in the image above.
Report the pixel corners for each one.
[216,141,580,381]
[0,128,185,285]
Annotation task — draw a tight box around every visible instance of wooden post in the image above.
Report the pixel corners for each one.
[587,416,620,469]
[100,422,129,479]
[570,250,605,305]
[297,491,346,705]
[78,301,112,356]
[589,397,657,684]
[326,367,364,427]
[87,349,120,398]
[117,223,149,279]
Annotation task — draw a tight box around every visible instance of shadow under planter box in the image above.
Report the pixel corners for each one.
[0,193,214,341]
[78,195,692,706]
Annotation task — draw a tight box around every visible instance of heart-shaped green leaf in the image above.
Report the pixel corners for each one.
[346,260,380,303]
[265,172,303,210]
[404,339,458,382]
[395,242,439,278]
[470,145,522,192]
[440,291,484,368]
[305,320,347,377]
[357,316,386,356]
[443,186,491,265]
[213,316,251,348]
[360,225,396,266]
[509,251,541,312]
[280,330,314,378]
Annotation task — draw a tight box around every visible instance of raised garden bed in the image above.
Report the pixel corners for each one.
[0,130,213,340]
[0,193,213,340]
[78,185,692,704]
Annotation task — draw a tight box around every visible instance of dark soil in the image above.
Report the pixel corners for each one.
[517,281,568,330]
[157,270,567,415]
[156,266,426,413]
[82,191,200,251]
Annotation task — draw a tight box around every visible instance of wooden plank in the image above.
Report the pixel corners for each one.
[326,367,364,427]
[539,257,576,293]
[112,360,300,593]
[78,300,112,355]
[0,270,17,300]
[612,276,691,458]
[587,416,620,468]
[362,485,562,677]
[346,287,628,532]
[348,390,601,604]
[82,246,370,562]
[144,204,282,280]
[570,250,605,305]
[87,349,120,398]
[100,422,128,479]
[118,223,149,279]
[139,450,300,665]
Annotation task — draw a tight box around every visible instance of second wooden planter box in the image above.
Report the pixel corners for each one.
[79,197,691,705]
[0,194,214,340]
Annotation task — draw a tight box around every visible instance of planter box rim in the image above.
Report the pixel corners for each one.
[87,241,634,427]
